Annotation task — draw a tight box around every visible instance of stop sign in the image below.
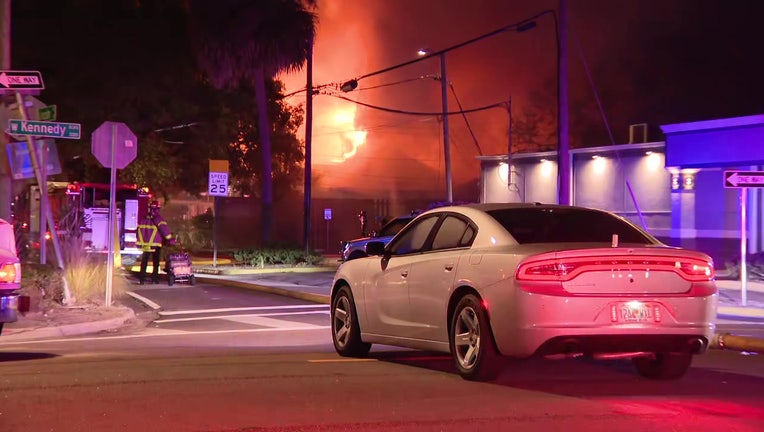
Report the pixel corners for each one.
[91,121,137,169]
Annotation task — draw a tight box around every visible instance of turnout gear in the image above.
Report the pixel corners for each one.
[136,202,174,284]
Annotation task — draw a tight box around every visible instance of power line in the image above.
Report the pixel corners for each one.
[347,10,551,84]
[323,92,507,117]
[448,83,483,156]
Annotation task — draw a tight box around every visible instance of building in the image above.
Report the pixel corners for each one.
[477,114,764,269]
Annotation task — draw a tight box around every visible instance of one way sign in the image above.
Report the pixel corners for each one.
[724,170,764,188]
[0,70,45,90]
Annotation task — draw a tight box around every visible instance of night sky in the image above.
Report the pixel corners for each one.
[279,0,764,201]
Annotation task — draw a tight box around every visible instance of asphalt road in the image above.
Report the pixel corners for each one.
[0,279,763,432]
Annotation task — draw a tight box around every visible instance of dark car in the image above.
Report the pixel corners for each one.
[340,214,415,261]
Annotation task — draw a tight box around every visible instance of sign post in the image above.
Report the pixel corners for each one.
[209,160,230,267]
[92,122,138,306]
[12,91,70,303]
[722,170,764,306]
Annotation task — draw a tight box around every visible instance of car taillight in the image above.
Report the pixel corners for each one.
[0,262,20,283]
[516,256,714,282]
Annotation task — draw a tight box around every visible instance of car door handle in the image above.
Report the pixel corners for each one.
[444,264,454,271]
[401,270,409,278]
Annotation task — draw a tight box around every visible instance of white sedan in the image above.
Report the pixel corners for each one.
[330,203,717,381]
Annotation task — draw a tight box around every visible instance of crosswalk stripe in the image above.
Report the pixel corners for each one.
[156,310,329,324]
[159,304,329,317]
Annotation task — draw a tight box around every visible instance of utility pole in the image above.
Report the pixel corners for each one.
[558,0,571,205]
[0,0,11,222]
[440,53,453,203]
[507,96,512,189]
[303,33,313,253]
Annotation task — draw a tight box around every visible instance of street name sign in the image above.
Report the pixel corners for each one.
[724,170,764,188]
[38,105,57,121]
[0,70,44,90]
[8,119,81,139]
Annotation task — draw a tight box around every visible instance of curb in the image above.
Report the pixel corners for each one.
[194,276,331,305]
[0,307,136,343]
[717,306,764,320]
[194,265,339,276]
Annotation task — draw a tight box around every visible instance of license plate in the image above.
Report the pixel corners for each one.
[618,301,654,323]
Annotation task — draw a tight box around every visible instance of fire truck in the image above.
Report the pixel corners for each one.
[22,182,152,257]
[65,182,152,256]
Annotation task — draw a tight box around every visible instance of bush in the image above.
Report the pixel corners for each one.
[232,247,324,267]
[20,262,65,311]
[173,210,214,252]
[724,252,764,281]
[60,237,129,306]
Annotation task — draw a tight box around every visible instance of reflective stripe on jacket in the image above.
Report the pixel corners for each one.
[136,214,173,252]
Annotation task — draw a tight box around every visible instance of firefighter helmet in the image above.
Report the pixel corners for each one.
[149,200,161,209]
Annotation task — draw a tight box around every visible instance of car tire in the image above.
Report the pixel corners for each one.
[632,352,692,380]
[450,294,501,381]
[331,285,371,357]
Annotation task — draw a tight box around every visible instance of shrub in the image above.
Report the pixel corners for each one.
[60,237,129,306]
[173,210,214,252]
[20,262,65,311]
[231,247,324,267]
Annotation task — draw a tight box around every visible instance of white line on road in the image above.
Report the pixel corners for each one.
[156,310,330,324]
[126,291,162,310]
[159,304,329,317]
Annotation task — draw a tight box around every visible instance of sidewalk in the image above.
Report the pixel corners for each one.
[2,265,763,342]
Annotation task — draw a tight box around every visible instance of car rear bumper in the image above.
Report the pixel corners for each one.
[0,294,19,324]
[485,288,718,358]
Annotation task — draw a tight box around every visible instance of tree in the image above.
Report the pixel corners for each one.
[188,0,317,245]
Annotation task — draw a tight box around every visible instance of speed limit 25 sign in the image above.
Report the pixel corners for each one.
[208,171,229,196]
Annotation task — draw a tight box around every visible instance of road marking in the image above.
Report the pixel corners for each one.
[156,310,329,324]
[159,304,329,317]
[0,326,331,346]
[308,358,378,363]
[126,291,161,310]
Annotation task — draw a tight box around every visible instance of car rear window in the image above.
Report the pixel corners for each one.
[378,217,413,237]
[485,207,655,244]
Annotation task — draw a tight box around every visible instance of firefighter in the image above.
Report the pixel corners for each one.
[136,200,175,284]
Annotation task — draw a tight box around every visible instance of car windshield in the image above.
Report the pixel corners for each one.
[486,207,655,244]
[378,217,413,237]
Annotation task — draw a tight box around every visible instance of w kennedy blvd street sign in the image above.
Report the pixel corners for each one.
[0,70,44,90]
[8,119,81,139]
[724,170,764,188]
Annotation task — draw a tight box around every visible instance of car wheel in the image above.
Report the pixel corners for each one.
[331,285,371,357]
[347,250,367,261]
[632,352,692,380]
[450,294,501,381]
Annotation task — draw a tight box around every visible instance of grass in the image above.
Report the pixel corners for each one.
[60,238,129,306]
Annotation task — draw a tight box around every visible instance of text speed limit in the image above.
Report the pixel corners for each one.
[208,171,229,197]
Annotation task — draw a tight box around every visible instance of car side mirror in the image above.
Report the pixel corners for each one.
[365,241,386,256]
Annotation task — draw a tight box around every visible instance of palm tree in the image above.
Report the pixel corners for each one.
[188,0,317,244]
